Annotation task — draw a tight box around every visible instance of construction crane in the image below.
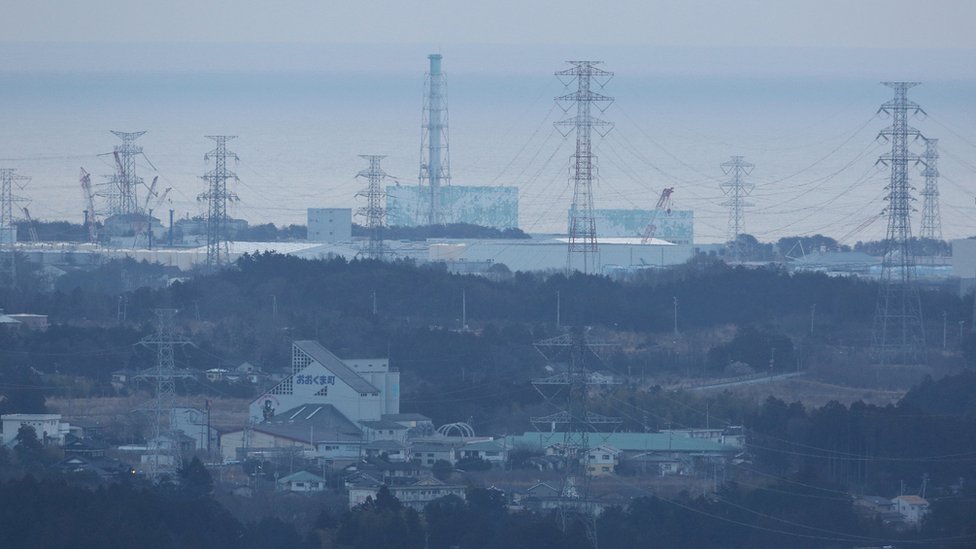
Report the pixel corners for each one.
[641,187,675,244]
[152,187,172,211]
[142,175,159,212]
[20,207,39,244]
[79,168,98,243]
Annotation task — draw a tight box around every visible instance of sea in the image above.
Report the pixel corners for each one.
[1,69,975,243]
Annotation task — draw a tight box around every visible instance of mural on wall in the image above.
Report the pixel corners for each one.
[386,185,519,229]
[567,208,694,244]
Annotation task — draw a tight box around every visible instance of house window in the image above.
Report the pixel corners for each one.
[295,482,305,487]
[310,482,319,488]
[601,467,609,472]
[602,455,610,460]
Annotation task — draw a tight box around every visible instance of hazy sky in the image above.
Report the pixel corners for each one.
[1,1,974,76]
[1,1,974,242]
[4,1,975,48]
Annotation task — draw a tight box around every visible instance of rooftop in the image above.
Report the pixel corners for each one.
[278,470,326,484]
[256,404,363,444]
[505,432,738,454]
[294,341,380,395]
[893,495,929,505]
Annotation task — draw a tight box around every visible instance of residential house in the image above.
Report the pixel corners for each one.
[585,445,620,476]
[359,419,408,444]
[619,452,683,476]
[347,477,466,511]
[457,439,508,467]
[361,439,408,462]
[892,495,930,526]
[409,442,458,466]
[277,470,327,493]
[382,413,435,437]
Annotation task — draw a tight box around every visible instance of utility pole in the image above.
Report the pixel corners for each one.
[356,155,388,260]
[134,309,194,480]
[810,304,816,336]
[420,54,451,226]
[556,290,561,329]
[198,136,240,272]
[0,168,29,287]
[720,156,755,263]
[556,61,614,275]
[673,296,679,337]
[872,82,926,365]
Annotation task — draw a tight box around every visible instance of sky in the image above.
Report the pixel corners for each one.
[2,1,975,75]
[0,1,975,243]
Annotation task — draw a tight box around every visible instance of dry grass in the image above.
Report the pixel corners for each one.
[47,394,253,431]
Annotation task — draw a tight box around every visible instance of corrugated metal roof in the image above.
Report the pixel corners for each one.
[504,432,737,453]
[256,404,363,444]
[294,341,380,394]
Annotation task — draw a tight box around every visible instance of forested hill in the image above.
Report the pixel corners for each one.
[14,252,963,335]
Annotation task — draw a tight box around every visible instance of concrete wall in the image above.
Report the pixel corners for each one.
[386,185,519,229]
[307,208,352,242]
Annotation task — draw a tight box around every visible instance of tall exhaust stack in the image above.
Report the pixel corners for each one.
[420,53,450,225]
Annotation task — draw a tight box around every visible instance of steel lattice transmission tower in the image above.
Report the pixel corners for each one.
[419,54,451,226]
[532,328,621,546]
[105,131,148,216]
[872,82,926,364]
[135,309,194,480]
[198,136,240,271]
[0,169,30,287]
[919,138,942,243]
[720,156,755,263]
[555,61,614,275]
[356,155,389,260]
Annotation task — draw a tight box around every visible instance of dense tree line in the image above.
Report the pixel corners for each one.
[747,371,976,494]
[1,252,973,427]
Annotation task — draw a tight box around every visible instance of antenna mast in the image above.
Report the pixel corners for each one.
[919,137,943,260]
[198,136,240,272]
[720,156,754,263]
[356,155,388,260]
[532,327,621,546]
[556,61,614,275]
[872,82,926,364]
[135,309,194,480]
[0,168,30,287]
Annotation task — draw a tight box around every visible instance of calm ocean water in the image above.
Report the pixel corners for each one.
[1,71,974,242]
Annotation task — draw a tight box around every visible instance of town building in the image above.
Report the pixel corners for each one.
[585,445,621,476]
[220,403,364,463]
[277,470,328,493]
[249,341,399,425]
[347,477,467,510]
[1,414,70,446]
[892,495,930,526]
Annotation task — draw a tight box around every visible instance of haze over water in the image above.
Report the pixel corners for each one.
[1,43,975,244]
